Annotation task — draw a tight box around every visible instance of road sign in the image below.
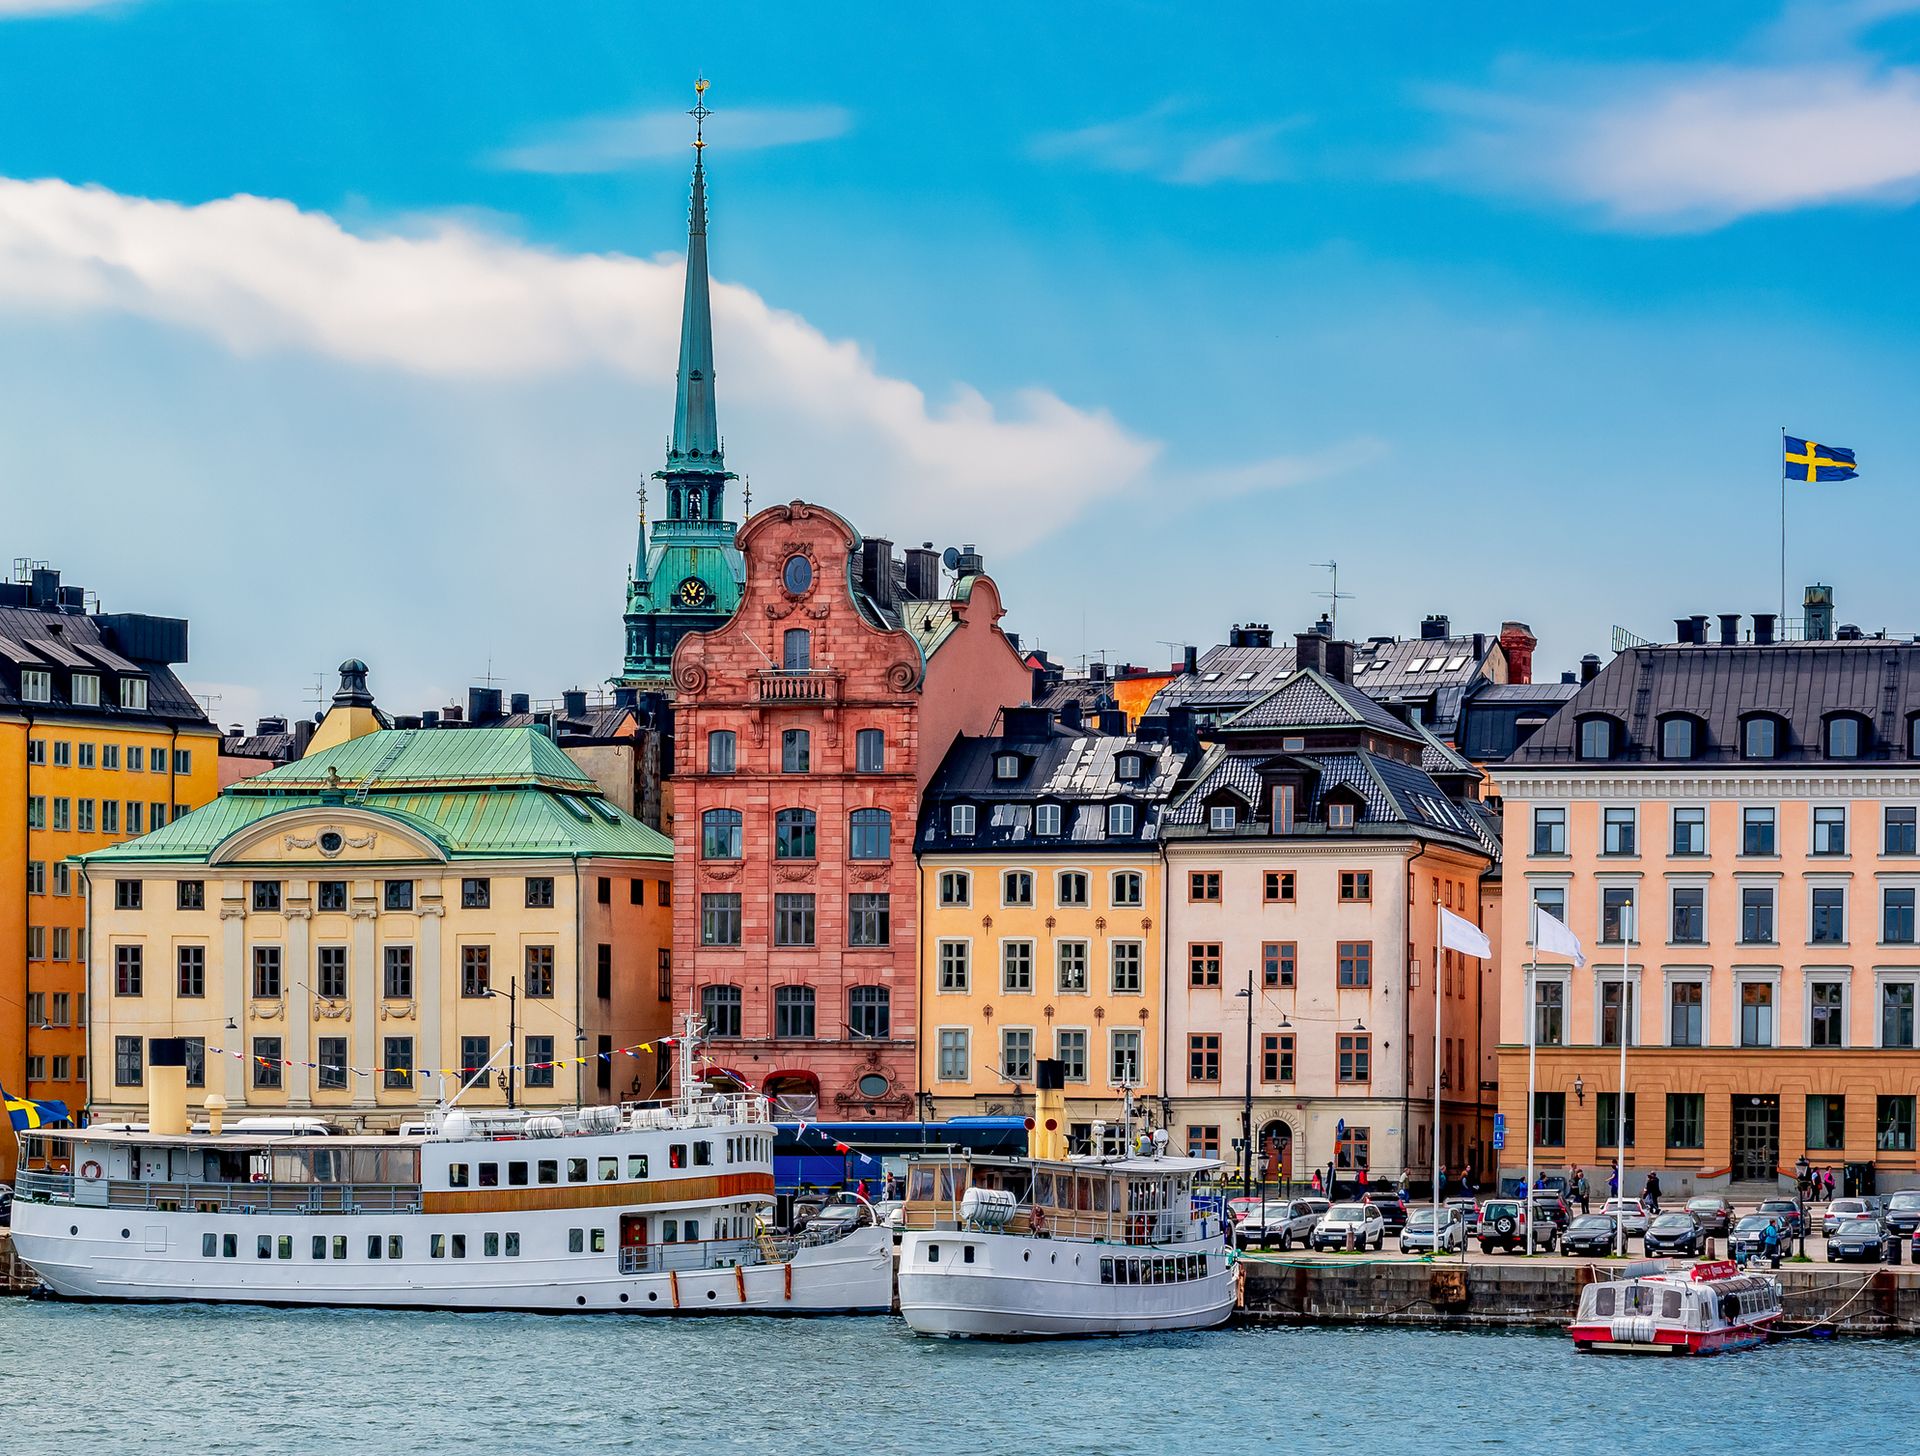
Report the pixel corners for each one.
[1492,1113,1506,1151]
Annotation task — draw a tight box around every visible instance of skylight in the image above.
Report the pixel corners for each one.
[1407,658,1427,671]
[1444,655,1468,671]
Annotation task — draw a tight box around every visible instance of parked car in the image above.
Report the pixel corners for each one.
[1563,1214,1623,1256]
[1643,1212,1708,1256]
[1685,1195,1735,1237]
[1885,1190,1920,1237]
[1225,1197,1265,1227]
[1310,1202,1386,1251]
[1398,1205,1466,1254]
[0,1184,11,1228]
[1827,1217,1895,1264]
[1599,1198,1651,1242]
[1362,1193,1409,1233]
[1445,1197,1479,1234]
[1477,1198,1557,1254]
[1234,1200,1325,1251]
[1758,1198,1807,1238]
[1529,1191,1572,1230]
[1730,1213,1788,1262]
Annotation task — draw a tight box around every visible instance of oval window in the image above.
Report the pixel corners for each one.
[783,554,813,594]
[857,1072,889,1099]
[319,831,343,854]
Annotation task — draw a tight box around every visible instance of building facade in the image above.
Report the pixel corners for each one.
[0,565,219,1165]
[1160,655,1498,1188]
[81,727,672,1127]
[1497,607,1920,1195]
[669,501,1029,1117]
[915,708,1192,1135]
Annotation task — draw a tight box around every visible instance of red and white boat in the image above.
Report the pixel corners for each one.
[1569,1259,1781,1355]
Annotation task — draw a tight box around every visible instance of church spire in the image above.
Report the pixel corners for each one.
[663,76,730,479]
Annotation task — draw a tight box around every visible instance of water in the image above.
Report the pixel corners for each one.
[1,1300,1905,1455]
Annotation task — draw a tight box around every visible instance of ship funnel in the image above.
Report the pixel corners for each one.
[203,1093,227,1136]
[1032,1058,1068,1161]
[148,1037,189,1137]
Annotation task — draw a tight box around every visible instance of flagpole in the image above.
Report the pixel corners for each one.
[1616,898,1632,1258]
[1525,906,1537,1259]
[1433,897,1443,1257]
[1780,425,1787,626]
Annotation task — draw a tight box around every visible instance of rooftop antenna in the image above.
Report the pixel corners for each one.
[1311,560,1356,638]
[194,691,222,715]
[303,675,327,711]
[743,473,751,516]
[479,656,502,693]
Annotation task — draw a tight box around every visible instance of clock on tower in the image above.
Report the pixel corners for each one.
[676,577,713,610]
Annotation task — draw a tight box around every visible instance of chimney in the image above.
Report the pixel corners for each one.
[1499,621,1536,684]
[1580,653,1601,684]
[1003,705,1051,741]
[1168,705,1198,754]
[1311,615,1332,639]
[1674,618,1695,645]
[257,716,288,736]
[1183,645,1198,674]
[1097,708,1128,734]
[1718,613,1741,646]
[1295,631,1329,676]
[1089,661,1106,682]
[562,689,588,718]
[903,544,941,602]
[955,544,985,578]
[509,692,531,715]
[421,710,440,728]
[1804,583,1835,641]
[1560,671,1577,684]
[291,719,316,755]
[1325,640,1355,684]
[1420,613,1450,641]
[468,686,503,724]
[860,537,894,609]
[1753,612,1777,646]
[441,704,463,724]
[1030,665,1050,702]
[1060,700,1084,731]
[393,715,422,730]
[28,567,59,610]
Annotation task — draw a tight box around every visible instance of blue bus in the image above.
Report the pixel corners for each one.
[775,1116,1028,1209]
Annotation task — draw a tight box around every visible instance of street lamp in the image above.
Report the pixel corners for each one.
[1235,972,1255,1200]
[481,980,517,1109]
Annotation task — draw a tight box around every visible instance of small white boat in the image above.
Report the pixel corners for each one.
[1569,1259,1782,1355]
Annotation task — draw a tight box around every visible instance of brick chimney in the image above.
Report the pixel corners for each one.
[1499,621,1537,686]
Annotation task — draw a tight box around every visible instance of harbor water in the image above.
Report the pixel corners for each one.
[2,1300,1912,1455]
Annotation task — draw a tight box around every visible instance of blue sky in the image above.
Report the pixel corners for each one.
[4,0,1920,725]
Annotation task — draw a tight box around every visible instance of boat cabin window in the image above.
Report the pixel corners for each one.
[277,1237,292,1260]
[1034,1172,1054,1206]
[694,1141,713,1167]
[508,1161,528,1186]
[1593,1287,1615,1317]
[202,1233,217,1257]
[908,1167,936,1200]
[963,1245,976,1264]
[478,1162,498,1187]
[368,1236,383,1260]
[670,1144,688,1169]
[570,1229,585,1252]
[505,1233,520,1257]
[388,1236,402,1259]
[451,1235,467,1259]
[484,1233,499,1257]
[1663,1290,1682,1320]
[628,1155,649,1179]
[926,1244,939,1262]
[449,1163,470,1188]
[662,1221,677,1243]
[257,1235,271,1259]
[333,1236,347,1259]
[311,1236,326,1259]
[538,1160,558,1185]
[567,1158,587,1183]
[599,1157,618,1181]
[431,1235,445,1258]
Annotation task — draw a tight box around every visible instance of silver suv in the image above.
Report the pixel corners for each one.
[1233,1197,1327,1251]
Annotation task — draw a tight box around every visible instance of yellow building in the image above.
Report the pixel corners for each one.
[0,567,218,1170]
[916,710,1193,1143]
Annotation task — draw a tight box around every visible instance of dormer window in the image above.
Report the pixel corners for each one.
[1909,714,1920,759]
[951,804,977,836]
[119,677,148,711]
[1742,714,1782,760]
[1826,713,1868,760]
[1659,715,1700,761]
[1210,805,1238,831]
[1115,753,1143,782]
[1035,803,1062,836]
[1107,803,1135,837]
[20,669,50,703]
[1328,802,1356,829]
[70,672,100,707]
[994,754,1022,781]
[1577,716,1621,761]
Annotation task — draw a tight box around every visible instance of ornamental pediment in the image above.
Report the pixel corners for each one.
[209,806,448,867]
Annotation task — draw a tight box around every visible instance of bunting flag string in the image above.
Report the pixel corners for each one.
[199,1036,682,1084]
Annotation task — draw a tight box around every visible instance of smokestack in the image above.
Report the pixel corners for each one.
[1097,708,1127,734]
[1499,621,1537,684]
[562,689,588,718]
[1674,618,1695,645]
[1718,614,1741,646]
[1580,653,1601,684]
[1420,614,1450,641]
[148,1036,189,1137]
[1753,613,1777,646]
[1295,631,1328,676]
[1183,645,1198,674]
[1325,640,1354,684]
[1031,1059,1067,1161]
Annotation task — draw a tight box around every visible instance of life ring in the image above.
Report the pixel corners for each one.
[79,1160,103,1182]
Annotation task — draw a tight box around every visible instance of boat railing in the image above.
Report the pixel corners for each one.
[15,1169,72,1202]
[618,1237,764,1274]
[93,1179,423,1215]
[620,1094,772,1132]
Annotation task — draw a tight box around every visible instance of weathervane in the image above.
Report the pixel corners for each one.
[690,76,711,151]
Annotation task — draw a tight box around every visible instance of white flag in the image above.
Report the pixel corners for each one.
[1438,906,1491,959]
[1533,906,1587,968]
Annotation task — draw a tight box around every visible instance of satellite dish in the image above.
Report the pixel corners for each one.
[940,546,961,572]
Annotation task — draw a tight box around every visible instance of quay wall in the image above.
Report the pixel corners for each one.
[1238,1257,1920,1337]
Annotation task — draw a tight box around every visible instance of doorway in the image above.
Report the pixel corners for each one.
[1258,1120,1293,1189]
[1732,1095,1780,1182]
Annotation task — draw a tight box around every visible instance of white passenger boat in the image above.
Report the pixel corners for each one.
[1569,1259,1782,1355]
[10,1026,891,1315]
[896,1067,1233,1339]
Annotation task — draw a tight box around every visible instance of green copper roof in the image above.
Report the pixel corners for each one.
[242,726,594,793]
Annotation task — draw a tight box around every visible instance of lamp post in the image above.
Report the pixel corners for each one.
[483,979,518,1110]
[1235,971,1254,1201]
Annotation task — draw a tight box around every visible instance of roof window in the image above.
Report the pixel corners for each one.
[1406,658,1427,672]
[994,753,1023,781]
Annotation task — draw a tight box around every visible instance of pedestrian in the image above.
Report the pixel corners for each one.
[1644,1171,1661,1215]
[1608,1167,1619,1197]
[1573,1167,1590,1215]
[1310,1168,1323,1196]
[1437,1164,1449,1199]
[1397,1170,1411,1201]
[1825,1168,1837,1201]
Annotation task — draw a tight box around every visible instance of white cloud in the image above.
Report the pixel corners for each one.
[1031,99,1299,185]
[0,0,129,13]
[0,176,1156,547]
[1174,438,1391,501]
[491,103,853,174]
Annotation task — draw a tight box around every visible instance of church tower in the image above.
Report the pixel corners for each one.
[618,78,746,691]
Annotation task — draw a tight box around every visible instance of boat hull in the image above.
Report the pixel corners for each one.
[1568,1318,1776,1355]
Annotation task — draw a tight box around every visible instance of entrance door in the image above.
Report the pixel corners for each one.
[1732,1095,1780,1181]
[619,1213,647,1274]
[1259,1121,1292,1189]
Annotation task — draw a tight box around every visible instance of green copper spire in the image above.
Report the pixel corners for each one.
[668,129,721,470]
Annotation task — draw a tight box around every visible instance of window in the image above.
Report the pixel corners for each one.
[841,807,892,861]
[167,944,205,998]
[1056,941,1089,993]
[1884,983,1916,1049]
[100,800,119,834]
[1827,715,1865,759]
[174,749,192,775]
[455,877,488,910]
[950,804,977,836]
[383,879,413,911]
[1187,942,1221,988]
[1001,1027,1033,1081]
[1596,1092,1636,1149]
[773,893,815,947]
[1741,807,1777,855]
[26,797,44,830]
[383,1037,413,1089]
[522,876,555,909]
[848,986,890,1039]
[1261,1033,1295,1083]
[74,672,107,707]
[855,728,885,773]
[1189,871,1221,903]
[1331,870,1370,903]
[1534,978,1565,1047]
[1600,980,1637,1047]
[937,941,970,993]
[1337,1034,1371,1083]
[1057,872,1089,907]
[1529,806,1568,856]
[1188,1033,1221,1082]
[1257,873,1296,909]
[1666,1093,1704,1150]
[1812,806,1848,856]
[782,628,811,671]
[701,893,742,947]
[994,753,1022,781]
[248,945,283,999]
[1878,1096,1916,1152]
[1208,805,1238,831]
[1669,981,1703,1047]
[383,946,414,999]
[1807,1094,1846,1151]
[1000,871,1034,908]
[121,677,149,710]
[1811,887,1846,944]
[178,880,204,910]
[1107,803,1135,837]
[125,802,142,836]
[1002,941,1033,993]
[53,798,69,831]
[1740,886,1774,944]
[461,945,491,997]
[114,879,142,911]
[1187,1126,1221,1158]
[937,1029,969,1081]
[939,871,970,907]
[252,880,281,912]
[316,1037,347,1091]
[110,944,142,996]
[848,893,890,947]
[316,945,348,1000]
[1742,716,1780,759]
[51,741,69,767]
[774,985,815,1039]
[25,738,44,767]
[1671,807,1705,856]
[597,877,610,905]
[1670,886,1704,945]
[1578,718,1615,759]
[523,945,555,998]
[1888,888,1917,944]
[1660,717,1697,760]
[1601,888,1636,945]
[1107,870,1143,908]
[1602,808,1636,856]
[150,803,166,829]
[1055,1029,1088,1082]
[1889,807,1919,855]
[524,1035,556,1088]
[1109,1029,1141,1086]
[1739,982,1774,1047]
[1325,800,1356,830]
[774,808,817,860]
[701,809,743,859]
[21,669,50,702]
[78,744,94,769]
[1532,1091,1566,1148]
[1336,941,1372,988]
[253,1037,283,1089]
[781,729,811,773]
[701,984,742,1038]
[127,745,144,772]
[316,880,347,912]
[1110,941,1143,993]
[1811,981,1845,1048]
[111,1035,143,1087]
[707,730,736,775]
[658,950,672,1001]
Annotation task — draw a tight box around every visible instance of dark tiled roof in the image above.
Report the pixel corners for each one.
[1346,635,1496,696]
[224,732,296,761]
[0,605,207,725]
[1510,642,1920,767]
[1149,633,1501,719]
[919,729,1191,853]
[1457,682,1582,763]
[1223,668,1415,739]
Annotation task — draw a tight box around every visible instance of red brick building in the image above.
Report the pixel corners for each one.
[669,501,1029,1117]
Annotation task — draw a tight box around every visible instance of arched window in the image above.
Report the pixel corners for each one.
[1108,803,1136,836]
[1577,716,1620,760]
[1002,870,1034,906]
[774,808,816,860]
[1908,714,1920,758]
[849,807,891,860]
[1741,715,1781,760]
[1035,803,1062,836]
[701,808,743,859]
[1826,713,1868,760]
[773,985,815,1039]
[701,983,742,1038]
[1659,715,1699,761]
[848,985,890,1040]
[782,628,811,672]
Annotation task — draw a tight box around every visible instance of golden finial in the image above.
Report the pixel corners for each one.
[690,76,711,151]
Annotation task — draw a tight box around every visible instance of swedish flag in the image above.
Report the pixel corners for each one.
[1785,436,1858,482]
[3,1086,70,1131]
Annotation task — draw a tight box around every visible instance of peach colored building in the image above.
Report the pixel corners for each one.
[1497,616,1920,1196]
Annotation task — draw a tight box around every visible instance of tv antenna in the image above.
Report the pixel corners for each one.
[1311,560,1356,638]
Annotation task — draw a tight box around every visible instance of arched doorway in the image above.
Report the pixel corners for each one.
[763,1069,821,1119]
[1258,1119,1294,1189]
